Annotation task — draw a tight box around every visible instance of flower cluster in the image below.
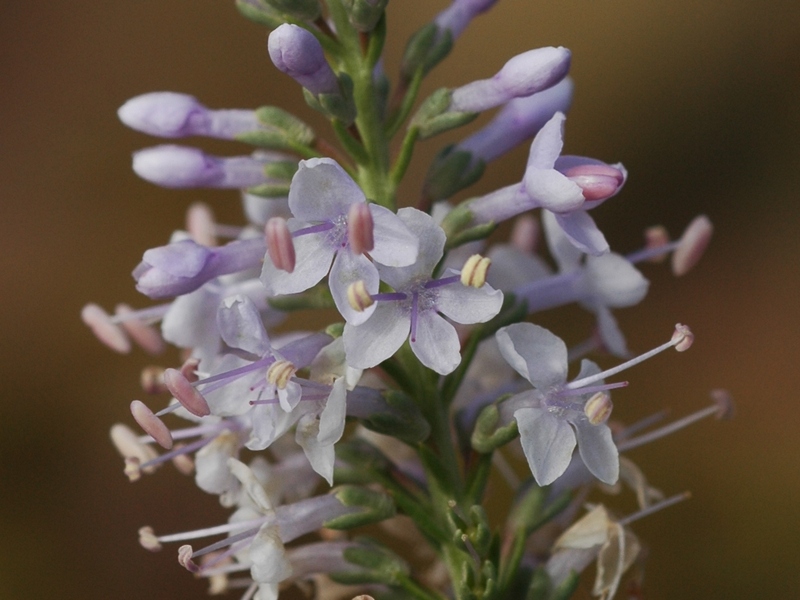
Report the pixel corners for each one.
[85,2,729,599]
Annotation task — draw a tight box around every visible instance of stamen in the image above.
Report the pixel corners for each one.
[291,221,335,237]
[164,368,211,417]
[178,545,201,573]
[180,357,201,382]
[115,303,166,355]
[410,292,419,343]
[672,215,713,276]
[81,303,131,353]
[139,526,162,551]
[140,365,167,394]
[644,225,670,262]
[110,423,158,469]
[267,360,297,389]
[347,280,374,312]
[510,214,539,254]
[566,325,693,390]
[130,400,173,449]
[618,491,691,526]
[584,391,613,425]
[186,202,217,247]
[266,217,296,272]
[460,254,491,288]
[347,203,374,255]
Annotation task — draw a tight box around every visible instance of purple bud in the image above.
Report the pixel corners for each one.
[449,46,571,113]
[268,24,339,95]
[132,145,273,189]
[434,0,499,40]
[118,92,263,140]
[458,77,574,163]
[133,237,266,298]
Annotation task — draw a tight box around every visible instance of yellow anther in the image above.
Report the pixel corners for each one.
[347,280,374,312]
[584,391,613,425]
[460,254,491,288]
[267,360,297,389]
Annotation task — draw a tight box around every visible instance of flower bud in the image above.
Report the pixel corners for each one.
[268,24,339,96]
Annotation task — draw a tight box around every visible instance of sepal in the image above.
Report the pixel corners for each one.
[412,88,477,139]
[303,74,357,125]
[330,540,410,585]
[341,0,388,32]
[262,0,321,21]
[400,22,453,79]
[359,390,431,444]
[471,401,519,453]
[325,485,396,529]
[238,106,315,150]
[424,145,486,201]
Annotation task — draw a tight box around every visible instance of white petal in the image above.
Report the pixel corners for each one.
[295,413,335,485]
[410,310,461,375]
[523,168,585,213]
[575,422,619,484]
[161,286,221,355]
[516,407,576,486]
[261,229,335,295]
[278,381,302,412]
[329,250,378,325]
[250,523,292,583]
[526,112,565,170]
[542,209,583,272]
[594,305,630,358]
[554,211,609,256]
[318,377,347,446]
[369,204,419,267]
[377,208,444,289]
[288,158,363,221]
[496,322,568,388]
[486,245,552,290]
[343,303,410,369]
[584,253,649,307]
[217,295,271,356]
[436,283,504,324]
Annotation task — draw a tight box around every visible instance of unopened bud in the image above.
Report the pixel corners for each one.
[130,400,173,449]
[584,391,613,425]
[163,368,210,417]
[460,254,491,288]
[267,360,297,389]
[672,323,694,352]
[644,225,670,263]
[672,215,713,276]
[347,203,375,255]
[347,281,374,312]
[266,217,296,272]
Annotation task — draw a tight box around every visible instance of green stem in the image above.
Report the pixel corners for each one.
[390,126,420,188]
[386,67,424,138]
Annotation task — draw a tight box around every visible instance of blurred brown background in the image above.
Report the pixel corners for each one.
[1,0,798,598]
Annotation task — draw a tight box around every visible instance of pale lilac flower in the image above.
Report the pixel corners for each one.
[343,208,503,375]
[448,47,571,113]
[118,92,263,139]
[268,24,339,96]
[465,112,626,255]
[132,145,288,189]
[260,158,419,325]
[133,236,266,299]
[496,323,694,486]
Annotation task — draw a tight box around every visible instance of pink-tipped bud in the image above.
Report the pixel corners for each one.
[266,217,296,272]
[115,304,166,355]
[81,303,131,353]
[140,365,168,394]
[710,389,735,420]
[138,526,162,551]
[672,215,713,276]
[178,545,201,573]
[644,225,670,263]
[163,368,210,417]
[510,215,540,254]
[347,280,374,312]
[584,391,613,425]
[267,360,297,389]
[562,163,625,202]
[460,254,491,288]
[130,400,173,449]
[186,202,217,247]
[672,323,694,352]
[347,203,375,255]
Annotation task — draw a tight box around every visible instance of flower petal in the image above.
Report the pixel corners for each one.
[343,302,410,369]
[369,204,419,267]
[410,310,462,375]
[575,421,619,484]
[553,211,609,256]
[261,228,335,295]
[288,158,364,221]
[496,322,568,388]
[436,282,504,324]
[377,208,444,289]
[329,250,378,325]
[217,295,271,356]
[584,253,649,307]
[515,406,576,486]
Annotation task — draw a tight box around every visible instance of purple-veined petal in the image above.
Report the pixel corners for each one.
[515,407,576,486]
[574,421,619,484]
[217,295,271,356]
[288,158,364,221]
[553,211,609,256]
[496,322,568,388]
[343,303,410,369]
[329,250,378,325]
[368,204,419,267]
[410,310,462,375]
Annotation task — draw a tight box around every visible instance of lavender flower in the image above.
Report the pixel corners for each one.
[268,24,339,96]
